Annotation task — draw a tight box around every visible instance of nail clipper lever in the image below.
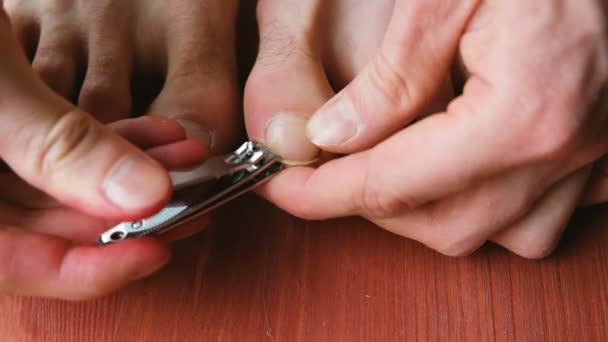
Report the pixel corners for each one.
[97,141,284,245]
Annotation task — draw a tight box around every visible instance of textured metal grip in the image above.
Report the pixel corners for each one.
[98,141,284,245]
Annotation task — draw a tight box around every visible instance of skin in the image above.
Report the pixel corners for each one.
[1,0,607,299]
[0,0,239,299]
[0,116,209,300]
[244,0,608,258]
[3,0,241,152]
[3,0,244,239]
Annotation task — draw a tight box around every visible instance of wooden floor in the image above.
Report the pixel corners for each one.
[1,196,607,341]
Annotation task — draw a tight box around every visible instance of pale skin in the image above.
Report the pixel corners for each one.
[247,0,608,258]
[0,0,239,299]
[0,0,607,299]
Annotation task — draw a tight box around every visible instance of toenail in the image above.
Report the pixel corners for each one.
[265,112,319,164]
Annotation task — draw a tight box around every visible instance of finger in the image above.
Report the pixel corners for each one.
[31,13,80,100]
[148,0,240,154]
[146,140,208,170]
[77,2,133,123]
[243,0,335,163]
[0,139,206,209]
[103,116,210,172]
[491,167,591,259]
[259,71,605,219]
[266,0,608,219]
[0,201,108,242]
[261,158,571,257]
[363,164,585,257]
[111,116,209,169]
[0,228,169,300]
[305,0,478,152]
[0,116,198,210]
[0,18,172,220]
[579,159,608,206]
[107,115,189,149]
[365,163,563,256]
[0,115,204,209]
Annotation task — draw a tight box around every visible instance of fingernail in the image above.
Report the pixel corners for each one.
[175,119,213,148]
[265,112,320,164]
[307,95,359,147]
[103,156,169,211]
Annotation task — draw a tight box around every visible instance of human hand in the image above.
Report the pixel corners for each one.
[4,0,242,238]
[0,115,207,300]
[4,0,241,153]
[0,9,208,299]
[245,0,608,258]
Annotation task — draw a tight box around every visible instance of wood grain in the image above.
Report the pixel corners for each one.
[1,197,607,341]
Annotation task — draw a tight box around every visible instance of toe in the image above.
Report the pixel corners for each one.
[244,0,335,163]
[31,19,80,101]
[77,4,133,123]
[147,0,241,154]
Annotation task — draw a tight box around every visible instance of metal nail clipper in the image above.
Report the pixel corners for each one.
[97,141,284,245]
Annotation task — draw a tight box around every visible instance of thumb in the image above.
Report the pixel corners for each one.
[0,17,171,220]
[306,0,478,153]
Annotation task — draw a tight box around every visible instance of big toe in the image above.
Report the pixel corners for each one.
[244,0,335,164]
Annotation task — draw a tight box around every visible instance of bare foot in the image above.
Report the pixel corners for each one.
[3,0,241,242]
[4,0,241,154]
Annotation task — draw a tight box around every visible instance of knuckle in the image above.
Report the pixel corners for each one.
[516,246,556,260]
[499,90,580,162]
[506,234,561,260]
[357,155,417,218]
[520,118,579,162]
[424,227,482,257]
[359,184,415,219]
[417,216,486,257]
[37,110,98,173]
[365,52,416,115]
[431,237,479,257]
[436,245,474,258]
[511,242,557,260]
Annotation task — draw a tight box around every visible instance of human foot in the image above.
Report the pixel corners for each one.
[4,0,241,155]
[3,0,242,242]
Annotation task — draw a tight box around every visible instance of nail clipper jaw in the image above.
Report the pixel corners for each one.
[224,141,269,173]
